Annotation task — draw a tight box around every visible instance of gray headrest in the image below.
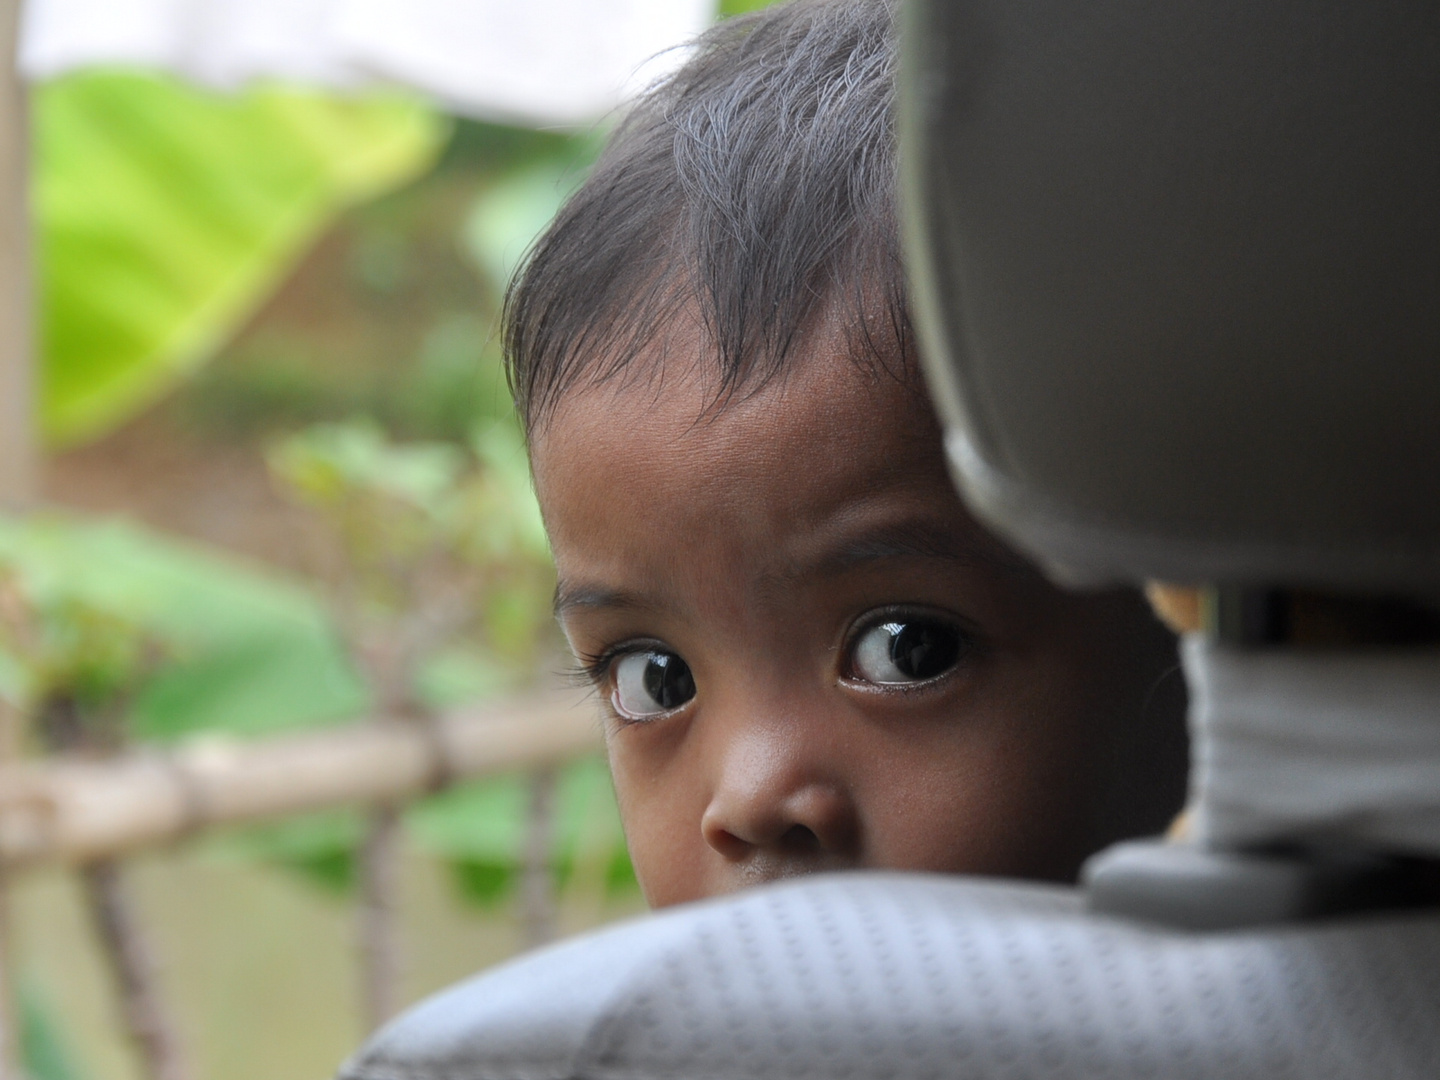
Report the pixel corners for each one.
[340,873,1440,1080]
[901,0,1440,590]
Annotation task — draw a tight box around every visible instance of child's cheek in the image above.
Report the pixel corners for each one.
[604,727,712,908]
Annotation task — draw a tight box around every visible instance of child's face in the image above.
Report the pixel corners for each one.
[531,326,1184,908]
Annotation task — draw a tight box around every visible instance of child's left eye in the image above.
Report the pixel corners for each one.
[612,650,697,720]
[847,616,968,686]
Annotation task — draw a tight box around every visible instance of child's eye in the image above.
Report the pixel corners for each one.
[612,650,697,720]
[847,617,967,686]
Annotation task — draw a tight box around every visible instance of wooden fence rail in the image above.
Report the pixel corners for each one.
[0,691,601,868]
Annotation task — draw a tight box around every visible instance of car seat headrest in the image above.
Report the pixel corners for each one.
[901,0,1440,593]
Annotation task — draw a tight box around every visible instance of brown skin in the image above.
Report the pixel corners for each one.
[532,325,1187,908]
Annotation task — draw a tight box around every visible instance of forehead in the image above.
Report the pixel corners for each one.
[539,336,934,493]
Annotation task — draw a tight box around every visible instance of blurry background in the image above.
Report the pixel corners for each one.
[0,2,776,1079]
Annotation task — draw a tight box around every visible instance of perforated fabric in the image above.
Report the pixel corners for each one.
[339,872,1440,1080]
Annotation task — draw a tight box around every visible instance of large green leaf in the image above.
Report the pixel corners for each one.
[36,72,449,448]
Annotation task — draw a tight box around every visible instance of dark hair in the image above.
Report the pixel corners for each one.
[503,0,910,435]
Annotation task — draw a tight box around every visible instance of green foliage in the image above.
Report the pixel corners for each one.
[178,311,515,446]
[37,71,449,448]
[448,858,514,907]
[269,420,468,570]
[20,980,83,1080]
[267,417,551,663]
[24,69,633,937]
[0,574,154,716]
[719,0,782,16]
[0,508,628,906]
[462,155,589,291]
[407,756,636,907]
[263,417,625,903]
[209,810,366,895]
[151,116,601,449]
[204,755,636,908]
[0,512,367,743]
[385,314,507,442]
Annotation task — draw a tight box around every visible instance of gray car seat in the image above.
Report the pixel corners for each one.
[341,874,1440,1080]
[339,2,1440,1077]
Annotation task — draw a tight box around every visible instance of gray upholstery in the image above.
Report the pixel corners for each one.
[900,0,1440,590]
[340,872,1440,1080]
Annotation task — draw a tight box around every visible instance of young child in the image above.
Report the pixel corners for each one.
[505,0,1188,908]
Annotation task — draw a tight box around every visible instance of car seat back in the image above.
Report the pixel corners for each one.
[902,0,1440,592]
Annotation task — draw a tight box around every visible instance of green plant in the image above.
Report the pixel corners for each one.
[269,416,572,1023]
[0,566,190,1080]
[0,512,368,743]
[267,417,553,697]
[19,980,82,1080]
[0,575,162,754]
[37,71,448,448]
[719,0,782,16]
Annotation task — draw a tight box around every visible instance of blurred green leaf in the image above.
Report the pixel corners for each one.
[406,773,529,865]
[0,585,162,742]
[283,848,359,893]
[20,979,83,1080]
[206,809,365,895]
[37,71,449,448]
[719,0,781,15]
[269,420,465,516]
[134,630,365,741]
[0,514,622,905]
[268,417,554,662]
[605,846,640,899]
[210,758,633,907]
[469,418,548,561]
[0,512,368,742]
[446,859,516,908]
[410,644,513,711]
[386,314,506,442]
[461,158,585,291]
[408,756,633,907]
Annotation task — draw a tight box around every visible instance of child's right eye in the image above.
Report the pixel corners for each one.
[612,650,697,721]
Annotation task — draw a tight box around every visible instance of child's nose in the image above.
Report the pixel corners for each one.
[698,732,859,863]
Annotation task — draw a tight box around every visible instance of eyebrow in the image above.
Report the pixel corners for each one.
[553,582,652,618]
[811,518,1036,578]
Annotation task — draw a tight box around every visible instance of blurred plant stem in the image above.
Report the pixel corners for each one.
[79,861,191,1080]
[49,702,190,1080]
[0,695,24,1080]
[521,766,558,949]
[358,804,403,1030]
[351,594,437,1033]
[0,867,24,1080]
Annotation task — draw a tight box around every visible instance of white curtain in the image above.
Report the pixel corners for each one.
[19,0,716,125]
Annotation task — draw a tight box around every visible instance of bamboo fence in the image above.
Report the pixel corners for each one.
[0,690,601,869]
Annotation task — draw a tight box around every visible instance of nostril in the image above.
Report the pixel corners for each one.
[702,782,858,861]
[703,823,752,861]
[780,823,822,853]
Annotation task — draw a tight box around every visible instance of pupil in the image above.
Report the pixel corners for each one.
[643,653,695,709]
[889,622,961,679]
